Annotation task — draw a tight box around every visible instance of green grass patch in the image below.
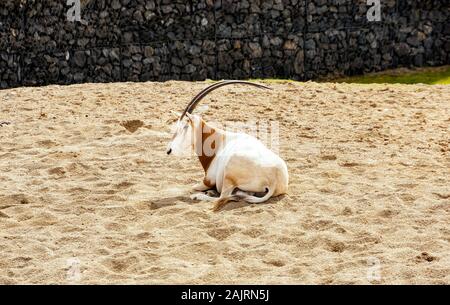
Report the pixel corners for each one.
[331,66,450,85]
[206,66,450,85]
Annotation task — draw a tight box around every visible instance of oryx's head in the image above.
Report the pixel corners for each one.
[166,80,271,156]
[166,111,196,156]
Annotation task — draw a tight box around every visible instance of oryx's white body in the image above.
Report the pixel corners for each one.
[167,81,289,211]
[206,131,288,199]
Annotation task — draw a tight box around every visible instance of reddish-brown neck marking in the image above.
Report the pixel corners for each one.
[195,119,223,173]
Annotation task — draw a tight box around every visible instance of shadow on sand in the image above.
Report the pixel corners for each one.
[148,196,195,210]
[151,193,286,212]
[220,194,287,212]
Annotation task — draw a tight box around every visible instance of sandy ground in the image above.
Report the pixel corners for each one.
[0,80,449,284]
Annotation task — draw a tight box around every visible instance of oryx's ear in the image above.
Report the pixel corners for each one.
[170,110,182,118]
[185,112,194,121]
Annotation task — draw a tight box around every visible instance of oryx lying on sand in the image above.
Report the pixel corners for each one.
[167,80,289,211]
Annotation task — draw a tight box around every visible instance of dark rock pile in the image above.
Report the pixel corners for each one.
[0,0,449,89]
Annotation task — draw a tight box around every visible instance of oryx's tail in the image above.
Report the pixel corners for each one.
[235,185,275,204]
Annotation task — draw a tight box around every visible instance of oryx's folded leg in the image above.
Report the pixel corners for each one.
[192,178,214,191]
[190,192,216,201]
[212,178,239,212]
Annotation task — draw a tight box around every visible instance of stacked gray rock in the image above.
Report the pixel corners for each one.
[0,0,448,89]
[0,1,25,88]
[394,0,450,67]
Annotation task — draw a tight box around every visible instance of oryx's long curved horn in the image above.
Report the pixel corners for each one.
[180,80,229,120]
[180,80,272,120]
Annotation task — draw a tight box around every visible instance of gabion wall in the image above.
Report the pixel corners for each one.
[0,0,449,89]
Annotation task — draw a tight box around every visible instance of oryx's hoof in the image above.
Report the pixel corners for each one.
[205,189,219,197]
[190,193,202,201]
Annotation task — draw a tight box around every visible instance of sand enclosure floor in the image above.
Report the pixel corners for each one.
[0,81,449,284]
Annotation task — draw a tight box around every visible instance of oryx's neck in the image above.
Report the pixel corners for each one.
[195,119,225,173]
